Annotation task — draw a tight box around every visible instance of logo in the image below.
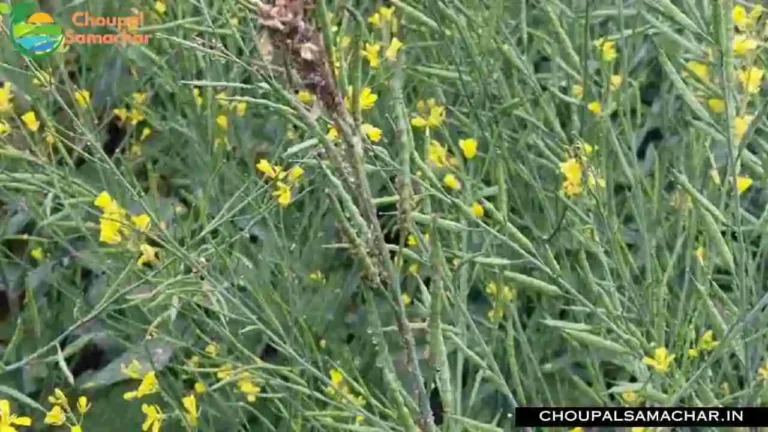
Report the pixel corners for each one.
[2,2,64,57]
[1,3,151,57]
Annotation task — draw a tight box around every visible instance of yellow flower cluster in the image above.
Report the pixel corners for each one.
[642,346,675,373]
[44,388,90,432]
[326,369,366,425]
[486,281,517,323]
[114,91,149,126]
[559,142,604,197]
[93,191,159,267]
[368,6,397,32]
[215,91,248,117]
[594,37,617,62]
[687,329,719,358]
[686,5,763,149]
[74,89,91,108]
[0,83,45,136]
[119,359,200,431]
[130,126,153,157]
[256,159,305,207]
[411,98,446,129]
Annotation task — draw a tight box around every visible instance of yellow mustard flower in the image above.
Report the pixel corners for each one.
[131,214,151,232]
[256,159,282,179]
[560,158,583,197]
[401,293,412,306]
[733,4,762,30]
[609,74,622,91]
[0,399,32,430]
[362,43,381,68]
[137,243,160,267]
[361,123,382,142]
[132,92,148,105]
[587,100,602,115]
[193,88,203,107]
[572,83,584,100]
[309,270,325,281]
[595,38,617,62]
[407,262,419,275]
[734,115,754,142]
[368,12,381,27]
[74,89,91,108]
[621,391,641,406]
[141,404,163,432]
[339,36,352,49]
[216,363,234,379]
[216,114,228,130]
[411,99,446,128]
[0,82,13,113]
[30,247,45,261]
[642,346,675,373]
[113,108,129,123]
[733,34,759,56]
[297,90,315,104]
[288,166,304,182]
[487,304,505,322]
[71,425,83,432]
[194,382,206,394]
[121,360,143,379]
[733,4,749,28]
[124,371,160,400]
[21,111,40,132]
[327,125,340,141]
[273,182,292,207]
[99,213,124,245]
[205,343,219,356]
[182,394,198,426]
[471,202,484,218]
[738,67,764,94]
[570,428,584,432]
[443,174,461,190]
[695,245,705,263]
[379,6,396,21]
[736,176,753,194]
[358,87,378,110]
[44,405,65,426]
[76,396,90,415]
[237,376,262,402]
[427,140,449,167]
[684,61,710,82]
[385,38,404,61]
[707,98,725,113]
[234,102,247,117]
[459,138,478,159]
[0,120,10,136]
[698,330,719,351]
[48,388,68,408]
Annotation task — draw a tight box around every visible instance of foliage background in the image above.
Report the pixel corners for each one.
[1,0,768,430]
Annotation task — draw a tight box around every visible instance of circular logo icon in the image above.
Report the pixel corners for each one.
[9,2,63,57]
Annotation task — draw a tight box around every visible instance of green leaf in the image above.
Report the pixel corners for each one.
[0,385,47,413]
